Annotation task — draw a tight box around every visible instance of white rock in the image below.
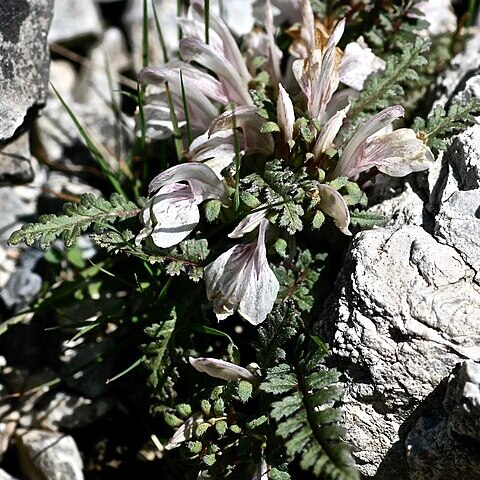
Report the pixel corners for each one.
[17,429,84,480]
[48,0,103,46]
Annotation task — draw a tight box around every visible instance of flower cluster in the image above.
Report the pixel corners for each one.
[136,0,434,326]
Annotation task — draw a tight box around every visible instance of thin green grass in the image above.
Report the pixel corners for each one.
[165,82,184,161]
[180,70,193,144]
[51,83,126,197]
[152,0,169,62]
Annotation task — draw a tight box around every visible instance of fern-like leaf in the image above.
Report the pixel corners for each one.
[348,37,429,122]
[261,339,358,480]
[412,98,480,151]
[9,193,140,249]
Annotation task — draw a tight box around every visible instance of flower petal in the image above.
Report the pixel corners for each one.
[228,209,267,238]
[277,83,295,143]
[189,356,256,382]
[333,105,405,178]
[165,413,204,450]
[237,219,279,325]
[204,243,253,320]
[264,0,283,85]
[148,163,228,203]
[204,219,279,324]
[140,183,200,248]
[313,104,350,156]
[364,128,435,177]
[318,184,351,235]
[191,1,252,82]
[188,130,238,178]
[180,37,253,106]
[209,106,273,154]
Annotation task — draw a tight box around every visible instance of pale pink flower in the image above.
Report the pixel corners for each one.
[165,413,204,450]
[292,19,345,120]
[136,163,227,248]
[277,83,295,144]
[228,209,267,239]
[317,184,351,236]
[332,105,434,179]
[204,219,279,325]
[189,356,256,382]
[209,106,274,155]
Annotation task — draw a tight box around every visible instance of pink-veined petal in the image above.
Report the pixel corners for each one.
[333,105,405,178]
[188,130,238,178]
[139,183,200,248]
[228,209,267,238]
[209,106,273,154]
[318,184,351,236]
[148,163,228,203]
[180,37,253,106]
[265,0,283,85]
[363,128,435,177]
[277,83,295,143]
[191,1,252,82]
[313,104,350,156]
[237,219,279,325]
[165,413,204,450]
[204,219,279,325]
[189,357,256,382]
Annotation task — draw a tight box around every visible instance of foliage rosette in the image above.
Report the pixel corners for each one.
[7,0,480,478]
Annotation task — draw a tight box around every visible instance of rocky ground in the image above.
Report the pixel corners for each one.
[1,1,480,479]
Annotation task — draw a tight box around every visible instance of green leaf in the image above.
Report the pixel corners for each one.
[9,193,139,249]
[143,307,177,389]
[350,210,388,229]
[260,121,281,134]
[238,380,253,403]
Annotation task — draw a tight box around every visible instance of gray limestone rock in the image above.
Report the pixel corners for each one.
[74,28,130,108]
[406,361,480,480]
[0,0,53,144]
[435,189,480,280]
[48,0,103,46]
[316,226,480,478]
[17,429,84,480]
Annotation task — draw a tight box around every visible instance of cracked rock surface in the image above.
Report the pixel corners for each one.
[316,34,480,479]
[0,0,53,144]
[406,361,480,480]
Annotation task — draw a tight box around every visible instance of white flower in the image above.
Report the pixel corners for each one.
[204,219,279,325]
[292,19,345,119]
[165,413,204,450]
[317,184,351,236]
[187,130,239,178]
[209,106,274,155]
[136,163,227,248]
[277,83,295,144]
[189,356,256,382]
[313,104,350,156]
[228,209,267,239]
[332,105,434,179]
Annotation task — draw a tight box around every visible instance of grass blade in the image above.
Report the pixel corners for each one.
[232,109,241,213]
[165,82,184,161]
[152,0,169,62]
[180,69,193,144]
[142,0,149,68]
[205,0,210,44]
[106,355,147,384]
[50,83,126,197]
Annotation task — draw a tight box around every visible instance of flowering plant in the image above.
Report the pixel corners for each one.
[8,0,479,478]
